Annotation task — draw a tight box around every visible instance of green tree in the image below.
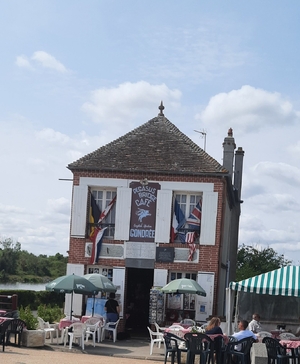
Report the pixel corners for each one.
[0,238,21,278]
[0,238,67,282]
[236,244,292,281]
[47,253,68,277]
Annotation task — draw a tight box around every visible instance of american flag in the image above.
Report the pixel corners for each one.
[186,232,197,261]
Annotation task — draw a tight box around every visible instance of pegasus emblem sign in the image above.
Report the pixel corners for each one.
[136,208,151,222]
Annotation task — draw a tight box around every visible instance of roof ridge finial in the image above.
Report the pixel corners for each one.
[158,101,165,116]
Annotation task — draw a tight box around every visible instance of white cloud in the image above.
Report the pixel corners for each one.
[15,51,68,73]
[47,197,70,215]
[15,55,33,69]
[197,85,300,133]
[31,51,67,72]
[82,81,181,126]
[140,22,252,83]
[287,141,300,158]
[35,128,71,144]
[252,161,300,187]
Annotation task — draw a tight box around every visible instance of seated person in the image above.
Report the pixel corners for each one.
[205,317,223,334]
[233,320,258,350]
[248,313,263,333]
[205,317,223,363]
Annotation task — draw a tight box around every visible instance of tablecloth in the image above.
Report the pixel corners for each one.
[58,317,80,330]
[280,339,300,349]
[0,317,13,324]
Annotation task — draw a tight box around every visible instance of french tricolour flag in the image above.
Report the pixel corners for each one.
[171,199,185,242]
[90,227,108,264]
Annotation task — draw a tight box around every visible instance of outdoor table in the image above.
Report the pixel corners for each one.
[164,325,190,338]
[59,317,80,330]
[0,317,13,324]
[81,315,91,323]
[172,322,192,329]
[280,338,300,364]
[58,317,80,343]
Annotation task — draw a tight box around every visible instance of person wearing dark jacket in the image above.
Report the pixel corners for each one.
[104,292,120,323]
[205,317,223,334]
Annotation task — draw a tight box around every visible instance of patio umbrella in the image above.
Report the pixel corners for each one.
[83,273,117,316]
[161,278,206,296]
[45,273,99,317]
[83,273,117,293]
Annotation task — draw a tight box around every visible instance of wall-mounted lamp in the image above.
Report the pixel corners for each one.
[140,178,149,185]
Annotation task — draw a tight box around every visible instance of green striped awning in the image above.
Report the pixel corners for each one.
[229,266,300,296]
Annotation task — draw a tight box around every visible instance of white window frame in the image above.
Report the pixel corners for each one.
[91,189,117,238]
[174,193,202,242]
[175,193,202,218]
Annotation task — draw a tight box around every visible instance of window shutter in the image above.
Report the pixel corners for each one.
[153,269,168,287]
[155,190,173,243]
[114,187,132,240]
[195,272,215,322]
[70,185,88,237]
[200,191,218,245]
[65,263,85,316]
[113,268,125,318]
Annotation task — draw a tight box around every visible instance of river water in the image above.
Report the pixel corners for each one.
[0,283,45,291]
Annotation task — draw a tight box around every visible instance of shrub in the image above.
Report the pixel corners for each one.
[19,305,38,330]
[37,304,64,323]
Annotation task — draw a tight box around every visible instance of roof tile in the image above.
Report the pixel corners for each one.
[68,115,227,175]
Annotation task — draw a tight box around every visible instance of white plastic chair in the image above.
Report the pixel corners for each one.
[37,317,59,344]
[257,331,272,338]
[279,332,296,340]
[147,326,164,355]
[85,317,102,346]
[154,322,166,333]
[101,319,120,343]
[180,319,196,326]
[64,322,86,350]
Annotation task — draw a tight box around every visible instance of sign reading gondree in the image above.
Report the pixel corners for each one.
[129,181,161,242]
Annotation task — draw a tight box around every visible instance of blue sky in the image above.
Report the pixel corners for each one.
[1,1,300,264]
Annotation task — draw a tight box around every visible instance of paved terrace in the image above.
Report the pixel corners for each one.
[1,335,166,364]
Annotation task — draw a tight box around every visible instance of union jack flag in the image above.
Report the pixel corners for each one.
[186,200,201,231]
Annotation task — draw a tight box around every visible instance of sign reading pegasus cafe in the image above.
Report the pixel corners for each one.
[129,181,161,242]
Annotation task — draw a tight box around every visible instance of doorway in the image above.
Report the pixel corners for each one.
[125,267,153,336]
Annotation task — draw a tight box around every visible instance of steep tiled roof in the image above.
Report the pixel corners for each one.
[68,113,227,175]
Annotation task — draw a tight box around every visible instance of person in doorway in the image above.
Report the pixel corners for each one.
[205,317,223,334]
[105,292,120,323]
[248,313,263,333]
[104,292,120,340]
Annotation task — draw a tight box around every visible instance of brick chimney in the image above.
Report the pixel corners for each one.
[222,128,236,178]
[234,147,245,201]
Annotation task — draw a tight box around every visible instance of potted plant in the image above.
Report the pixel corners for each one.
[37,304,64,324]
[37,304,64,341]
[19,305,45,347]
